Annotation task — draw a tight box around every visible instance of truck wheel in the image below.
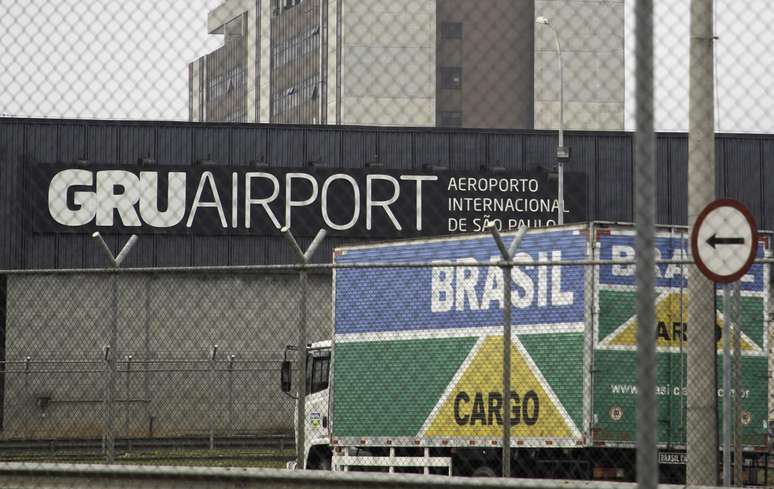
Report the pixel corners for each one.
[472,465,498,477]
[307,446,332,470]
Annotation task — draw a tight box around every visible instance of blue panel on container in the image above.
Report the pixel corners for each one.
[315,237,364,264]
[334,229,587,335]
[598,233,764,292]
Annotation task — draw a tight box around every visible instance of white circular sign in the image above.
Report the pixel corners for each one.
[609,405,623,422]
[691,199,757,284]
[741,410,752,426]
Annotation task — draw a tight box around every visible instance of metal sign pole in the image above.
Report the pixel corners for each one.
[686,0,717,483]
[690,198,757,486]
[633,1,657,487]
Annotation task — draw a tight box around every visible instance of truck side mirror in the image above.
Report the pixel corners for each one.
[281,360,292,393]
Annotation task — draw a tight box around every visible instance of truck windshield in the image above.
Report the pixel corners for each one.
[305,350,330,395]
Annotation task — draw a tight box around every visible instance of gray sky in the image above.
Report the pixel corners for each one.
[1,0,773,132]
[623,0,774,132]
[0,0,221,121]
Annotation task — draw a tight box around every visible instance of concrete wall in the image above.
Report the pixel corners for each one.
[205,30,248,123]
[259,0,273,122]
[1,273,331,439]
[326,0,339,124]
[338,0,436,126]
[189,58,204,122]
[534,0,625,131]
[270,0,324,124]
[435,0,534,130]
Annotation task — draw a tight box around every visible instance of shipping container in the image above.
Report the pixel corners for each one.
[281,223,771,482]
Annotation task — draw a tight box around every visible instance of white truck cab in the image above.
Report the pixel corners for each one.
[281,341,332,470]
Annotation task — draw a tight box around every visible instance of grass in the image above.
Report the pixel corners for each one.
[0,447,295,469]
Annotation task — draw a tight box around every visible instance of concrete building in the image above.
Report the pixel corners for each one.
[2,117,774,439]
[189,0,624,130]
[190,0,539,129]
[534,0,625,131]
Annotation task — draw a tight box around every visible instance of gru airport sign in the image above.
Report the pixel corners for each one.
[31,164,587,238]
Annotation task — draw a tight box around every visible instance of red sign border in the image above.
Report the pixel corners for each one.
[690,199,758,284]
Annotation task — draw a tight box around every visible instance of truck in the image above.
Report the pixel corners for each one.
[281,223,771,483]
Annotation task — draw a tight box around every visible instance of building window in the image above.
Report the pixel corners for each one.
[441,22,462,40]
[439,111,463,127]
[440,67,462,90]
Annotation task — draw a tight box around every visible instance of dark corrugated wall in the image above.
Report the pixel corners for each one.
[1,118,773,269]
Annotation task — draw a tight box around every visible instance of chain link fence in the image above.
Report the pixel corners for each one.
[1,0,774,487]
[0,224,770,485]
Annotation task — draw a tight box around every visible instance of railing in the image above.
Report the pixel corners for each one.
[0,463,721,489]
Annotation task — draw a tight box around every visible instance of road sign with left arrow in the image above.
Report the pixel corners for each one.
[691,199,758,283]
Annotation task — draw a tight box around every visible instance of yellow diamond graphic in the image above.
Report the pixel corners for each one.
[600,292,761,352]
[424,336,577,439]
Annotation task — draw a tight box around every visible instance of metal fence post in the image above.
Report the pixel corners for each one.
[687,0,718,484]
[92,232,138,464]
[488,225,527,478]
[283,228,327,470]
[143,275,152,439]
[209,344,218,450]
[105,278,117,463]
[634,1,657,488]
[227,354,235,436]
[23,356,30,438]
[125,354,132,451]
